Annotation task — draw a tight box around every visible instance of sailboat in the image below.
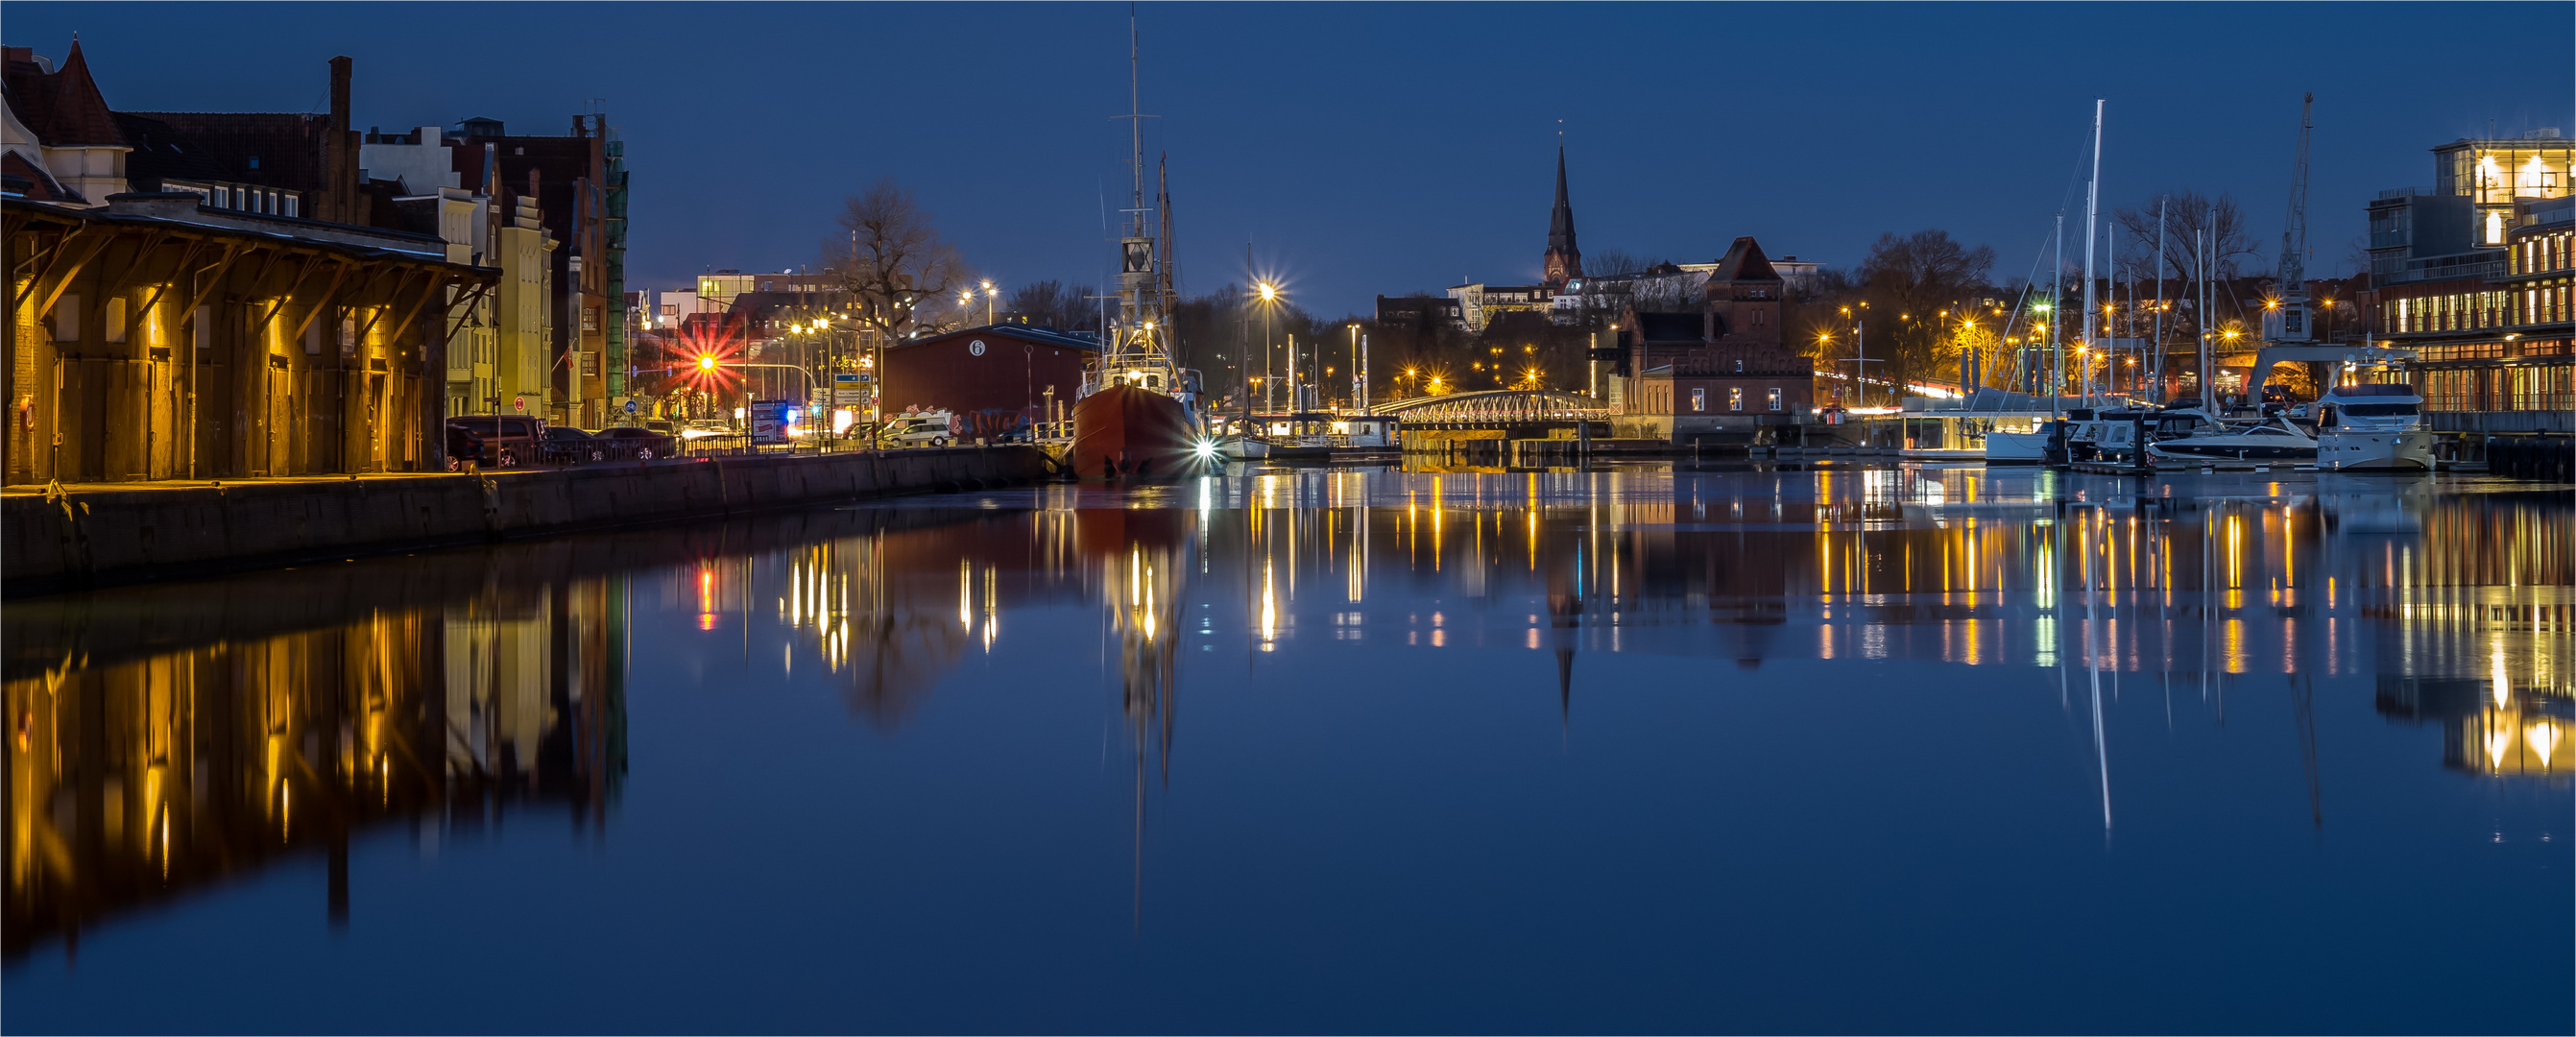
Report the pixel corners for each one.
[1071,15,1207,480]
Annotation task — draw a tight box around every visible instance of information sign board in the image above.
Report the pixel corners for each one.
[751,398,790,446]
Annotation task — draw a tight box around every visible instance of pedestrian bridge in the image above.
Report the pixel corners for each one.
[1372,390,1609,427]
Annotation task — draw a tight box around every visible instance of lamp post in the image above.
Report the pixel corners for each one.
[982,280,997,326]
[1256,282,1278,413]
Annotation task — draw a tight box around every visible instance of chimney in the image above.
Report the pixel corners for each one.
[323,56,354,223]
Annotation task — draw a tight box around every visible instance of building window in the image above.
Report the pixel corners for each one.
[1728,387,1744,412]
[583,308,600,332]
[105,297,128,344]
[1691,388,1705,412]
[1768,388,1784,412]
[53,296,78,341]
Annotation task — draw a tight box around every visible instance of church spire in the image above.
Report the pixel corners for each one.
[1543,144,1580,288]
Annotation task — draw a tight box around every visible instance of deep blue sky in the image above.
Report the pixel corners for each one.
[12,3,2568,315]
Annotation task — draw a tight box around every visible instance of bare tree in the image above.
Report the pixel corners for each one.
[1585,249,1663,277]
[823,179,971,343]
[1857,229,1997,390]
[2110,190,2263,286]
[1004,279,1090,330]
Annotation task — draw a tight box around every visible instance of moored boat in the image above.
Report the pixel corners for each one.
[1069,28,1207,481]
[2314,382,2433,471]
[2145,415,2319,464]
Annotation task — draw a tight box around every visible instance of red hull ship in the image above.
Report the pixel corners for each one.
[1071,383,1197,480]
[1074,42,1202,482]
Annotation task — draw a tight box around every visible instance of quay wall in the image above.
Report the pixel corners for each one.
[2,446,1049,594]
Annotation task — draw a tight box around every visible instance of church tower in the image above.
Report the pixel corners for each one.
[1541,146,1580,288]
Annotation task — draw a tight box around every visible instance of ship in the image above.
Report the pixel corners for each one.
[1071,16,1207,481]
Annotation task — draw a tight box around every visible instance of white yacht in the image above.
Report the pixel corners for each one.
[2313,383,2433,471]
[2145,415,2319,465]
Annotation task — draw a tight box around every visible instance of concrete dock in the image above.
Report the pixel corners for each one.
[2,446,1049,594]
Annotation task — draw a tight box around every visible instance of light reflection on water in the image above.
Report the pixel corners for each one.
[4,466,2569,1032]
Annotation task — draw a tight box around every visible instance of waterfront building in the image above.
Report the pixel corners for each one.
[360,126,559,420]
[442,116,629,428]
[3,190,495,482]
[881,324,1098,439]
[1601,236,1817,445]
[2362,130,2574,430]
[3,42,494,482]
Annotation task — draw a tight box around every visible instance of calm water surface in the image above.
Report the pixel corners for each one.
[6,465,2570,1034]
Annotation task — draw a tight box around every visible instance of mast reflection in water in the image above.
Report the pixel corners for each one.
[3,468,2566,1033]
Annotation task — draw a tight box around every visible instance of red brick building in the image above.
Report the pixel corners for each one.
[882,325,1097,438]
[1603,237,1816,444]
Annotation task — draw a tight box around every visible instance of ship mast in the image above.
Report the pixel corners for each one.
[1112,7,1168,375]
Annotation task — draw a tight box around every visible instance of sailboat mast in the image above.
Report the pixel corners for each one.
[2051,212,2063,419]
[2082,98,2102,405]
[2155,198,2166,398]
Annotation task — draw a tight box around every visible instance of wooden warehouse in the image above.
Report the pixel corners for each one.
[6,192,495,483]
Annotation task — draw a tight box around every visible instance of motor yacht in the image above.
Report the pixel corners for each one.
[2145,415,2318,465]
[2313,383,2433,471]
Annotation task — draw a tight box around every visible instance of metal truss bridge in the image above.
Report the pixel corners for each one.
[1370,390,1610,429]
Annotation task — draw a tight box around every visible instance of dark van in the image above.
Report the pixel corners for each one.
[445,415,544,468]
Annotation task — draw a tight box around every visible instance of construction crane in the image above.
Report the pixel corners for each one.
[2266,93,2315,346]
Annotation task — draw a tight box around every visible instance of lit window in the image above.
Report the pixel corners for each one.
[1768,388,1784,412]
[1728,387,1744,412]
[1691,388,1705,412]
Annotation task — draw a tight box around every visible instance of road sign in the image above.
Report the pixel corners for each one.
[751,398,790,445]
[624,398,639,415]
[513,397,527,413]
[832,372,871,405]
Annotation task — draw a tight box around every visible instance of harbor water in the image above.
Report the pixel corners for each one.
[5,464,2569,1033]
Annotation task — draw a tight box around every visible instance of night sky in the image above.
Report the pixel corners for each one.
[11,3,2569,316]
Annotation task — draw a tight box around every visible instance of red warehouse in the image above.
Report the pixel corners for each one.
[881,325,1097,438]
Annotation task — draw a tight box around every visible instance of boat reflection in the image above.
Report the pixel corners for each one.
[4,469,2564,962]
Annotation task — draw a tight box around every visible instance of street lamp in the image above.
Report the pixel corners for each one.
[1255,281,1280,413]
[982,280,997,326]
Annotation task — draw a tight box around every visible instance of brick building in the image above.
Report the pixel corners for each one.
[1601,237,1816,445]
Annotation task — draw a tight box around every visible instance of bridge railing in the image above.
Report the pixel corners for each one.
[1373,390,1610,422]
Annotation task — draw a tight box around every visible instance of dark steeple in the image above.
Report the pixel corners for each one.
[1542,145,1580,288]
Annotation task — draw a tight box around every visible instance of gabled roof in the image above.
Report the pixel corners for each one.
[1707,236,1780,283]
[3,40,126,148]
[2,152,84,204]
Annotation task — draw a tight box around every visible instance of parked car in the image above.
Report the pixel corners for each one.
[444,424,488,471]
[446,416,543,467]
[595,425,675,460]
[541,426,606,464]
[886,409,958,447]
